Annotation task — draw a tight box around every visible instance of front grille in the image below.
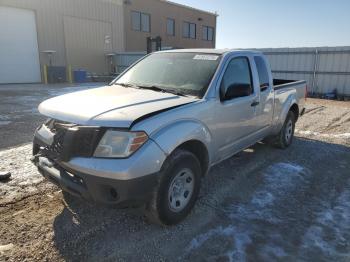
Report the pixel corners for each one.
[48,127,66,156]
[41,119,101,161]
[71,127,101,157]
[40,120,69,160]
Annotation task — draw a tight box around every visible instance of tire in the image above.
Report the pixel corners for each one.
[275,111,296,149]
[145,149,202,226]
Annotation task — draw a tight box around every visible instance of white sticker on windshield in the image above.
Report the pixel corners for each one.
[193,54,219,61]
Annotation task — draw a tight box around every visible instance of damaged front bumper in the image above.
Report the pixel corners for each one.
[32,123,166,207]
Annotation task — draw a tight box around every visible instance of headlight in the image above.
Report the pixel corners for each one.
[94,130,148,158]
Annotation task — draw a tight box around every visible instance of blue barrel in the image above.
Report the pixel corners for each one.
[73,70,87,83]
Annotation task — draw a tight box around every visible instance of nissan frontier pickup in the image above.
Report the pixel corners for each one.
[32,49,307,225]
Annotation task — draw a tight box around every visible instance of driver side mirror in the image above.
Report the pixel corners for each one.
[220,83,252,101]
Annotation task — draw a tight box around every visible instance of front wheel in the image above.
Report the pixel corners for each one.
[275,111,296,149]
[145,149,202,225]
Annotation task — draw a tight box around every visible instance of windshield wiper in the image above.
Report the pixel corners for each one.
[115,83,192,97]
[115,83,136,88]
[136,85,189,97]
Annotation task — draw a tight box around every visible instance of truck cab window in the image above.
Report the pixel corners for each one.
[254,56,270,91]
[220,57,253,100]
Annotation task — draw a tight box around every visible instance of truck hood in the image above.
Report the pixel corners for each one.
[38,85,198,128]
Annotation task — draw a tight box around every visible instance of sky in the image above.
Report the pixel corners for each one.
[171,0,350,49]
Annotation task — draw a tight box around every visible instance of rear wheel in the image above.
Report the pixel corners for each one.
[145,149,201,225]
[275,111,296,149]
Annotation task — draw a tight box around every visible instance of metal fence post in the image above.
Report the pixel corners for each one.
[311,49,319,94]
[67,65,73,84]
[43,64,48,84]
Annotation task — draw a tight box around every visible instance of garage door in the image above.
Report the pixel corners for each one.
[0,6,41,84]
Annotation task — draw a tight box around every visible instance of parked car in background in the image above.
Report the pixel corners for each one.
[32,49,307,225]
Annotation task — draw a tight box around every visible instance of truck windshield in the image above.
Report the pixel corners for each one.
[114,52,221,97]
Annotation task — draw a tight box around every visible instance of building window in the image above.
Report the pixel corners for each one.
[131,11,150,32]
[141,13,150,32]
[131,11,140,31]
[203,26,214,41]
[183,22,196,39]
[167,18,175,36]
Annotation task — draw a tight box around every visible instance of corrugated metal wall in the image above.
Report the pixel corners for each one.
[64,16,113,73]
[114,47,350,97]
[256,46,350,96]
[0,0,124,74]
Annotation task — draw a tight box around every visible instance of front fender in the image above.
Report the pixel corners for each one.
[150,119,213,163]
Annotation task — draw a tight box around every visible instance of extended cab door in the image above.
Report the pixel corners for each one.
[253,55,274,132]
[214,55,261,160]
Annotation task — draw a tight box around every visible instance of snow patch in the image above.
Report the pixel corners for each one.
[0,121,12,126]
[185,162,307,261]
[187,226,252,262]
[0,115,12,125]
[296,129,350,139]
[188,226,236,250]
[228,162,307,223]
[0,144,49,204]
[300,187,350,258]
[261,245,288,259]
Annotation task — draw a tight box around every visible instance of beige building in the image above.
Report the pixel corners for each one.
[0,0,217,84]
[124,0,217,51]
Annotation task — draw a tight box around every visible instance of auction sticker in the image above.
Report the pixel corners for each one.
[193,54,219,61]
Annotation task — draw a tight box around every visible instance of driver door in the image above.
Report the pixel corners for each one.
[214,56,260,160]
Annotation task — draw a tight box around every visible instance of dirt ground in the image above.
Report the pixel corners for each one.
[0,97,350,261]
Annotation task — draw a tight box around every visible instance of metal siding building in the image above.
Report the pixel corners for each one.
[0,0,216,84]
[0,0,125,83]
[256,46,350,96]
[113,47,350,97]
[0,6,41,83]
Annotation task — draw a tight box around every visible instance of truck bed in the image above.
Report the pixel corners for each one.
[273,79,307,90]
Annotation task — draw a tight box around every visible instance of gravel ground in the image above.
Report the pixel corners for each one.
[0,96,349,261]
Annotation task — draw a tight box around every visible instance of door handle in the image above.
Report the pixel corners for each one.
[251,101,260,107]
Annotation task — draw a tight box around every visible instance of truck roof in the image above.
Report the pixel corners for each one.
[159,48,263,55]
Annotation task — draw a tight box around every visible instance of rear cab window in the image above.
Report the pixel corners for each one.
[254,56,270,92]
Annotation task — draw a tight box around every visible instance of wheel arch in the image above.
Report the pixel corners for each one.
[272,94,299,135]
[289,103,299,121]
[176,140,209,176]
[150,120,213,176]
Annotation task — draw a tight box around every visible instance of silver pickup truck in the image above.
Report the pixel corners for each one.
[32,49,306,225]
